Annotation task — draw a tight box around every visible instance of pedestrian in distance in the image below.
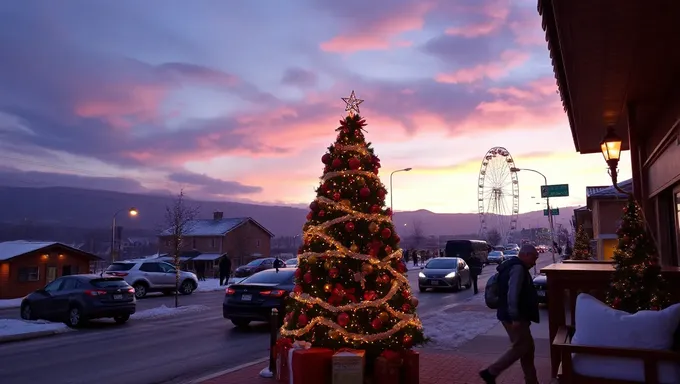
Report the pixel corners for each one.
[480,244,540,384]
[219,256,231,286]
[467,255,483,294]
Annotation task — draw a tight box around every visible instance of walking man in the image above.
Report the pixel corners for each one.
[467,255,483,294]
[480,244,540,384]
[219,256,232,286]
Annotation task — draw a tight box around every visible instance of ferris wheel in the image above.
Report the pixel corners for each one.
[477,147,520,244]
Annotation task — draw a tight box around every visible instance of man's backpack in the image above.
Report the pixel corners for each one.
[485,273,500,309]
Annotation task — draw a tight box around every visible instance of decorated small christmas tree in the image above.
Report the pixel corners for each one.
[280,91,426,356]
[571,225,591,260]
[606,198,671,313]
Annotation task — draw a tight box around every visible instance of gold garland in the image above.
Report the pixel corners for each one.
[280,315,423,342]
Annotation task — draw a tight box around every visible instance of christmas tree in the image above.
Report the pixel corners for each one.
[606,198,671,313]
[280,91,426,355]
[571,225,591,260]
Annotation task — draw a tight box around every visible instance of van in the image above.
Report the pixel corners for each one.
[445,240,490,264]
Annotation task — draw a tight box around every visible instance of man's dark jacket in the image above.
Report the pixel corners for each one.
[467,256,483,277]
[219,257,231,276]
[496,257,539,323]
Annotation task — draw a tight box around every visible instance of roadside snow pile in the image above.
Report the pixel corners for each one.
[131,305,210,320]
[0,319,70,337]
[421,310,498,350]
[196,279,225,292]
[0,298,23,309]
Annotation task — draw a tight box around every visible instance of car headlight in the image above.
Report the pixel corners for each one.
[418,272,426,278]
[445,272,456,278]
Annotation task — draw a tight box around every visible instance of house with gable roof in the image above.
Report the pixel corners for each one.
[158,211,274,269]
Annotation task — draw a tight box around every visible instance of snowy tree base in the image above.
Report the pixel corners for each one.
[258,366,273,378]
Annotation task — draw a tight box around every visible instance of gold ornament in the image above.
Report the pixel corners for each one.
[350,243,359,253]
[378,312,390,323]
[308,255,318,264]
[356,177,365,186]
[324,283,333,293]
[324,260,333,270]
[340,199,351,207]
[369,222,379,233]
[361,263,374,275]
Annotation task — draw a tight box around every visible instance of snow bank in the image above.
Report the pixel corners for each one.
[421,309,498,350]
[0,319,71,337]
[196,279,226,292]
[131,304,210,320]
[0,298,23,309]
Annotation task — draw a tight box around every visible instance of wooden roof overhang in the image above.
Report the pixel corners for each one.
[538,0,680,154]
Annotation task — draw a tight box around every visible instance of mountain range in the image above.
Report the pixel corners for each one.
[0,186,579,238]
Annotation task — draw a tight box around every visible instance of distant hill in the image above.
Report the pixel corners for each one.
[0,186,579,237]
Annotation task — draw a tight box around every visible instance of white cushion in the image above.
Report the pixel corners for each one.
[570,294,680,383]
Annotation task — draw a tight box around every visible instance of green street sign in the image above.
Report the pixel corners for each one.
[540,184,569,198]
[543,208,559,216]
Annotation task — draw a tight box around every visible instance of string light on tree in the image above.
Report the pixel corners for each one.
[571,225,592,261]
[281,91,426,356]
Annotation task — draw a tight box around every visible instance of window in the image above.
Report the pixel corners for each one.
[140,263,162,273]
[90,278,128,288]
[158,263,175,273]
[18,266,40,282]
[424,259,458,269]
[242,270,295,284]
[106,263,135,272]
[61,278,80,290]
[46,266,57,283]
[211,238,216,248]
[192,238,197,249]
[44,279,64,292]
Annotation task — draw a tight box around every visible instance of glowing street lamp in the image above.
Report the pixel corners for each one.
[111,207,139,262]
[389,168,413,214]
[600,126,629,196]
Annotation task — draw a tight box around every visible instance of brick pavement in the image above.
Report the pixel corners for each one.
[199,350,553,384]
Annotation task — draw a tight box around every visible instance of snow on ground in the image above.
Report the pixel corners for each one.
[130,304,210,320]
[0,298,23,309]
[196,279,227,292]
[0,319,71,337]
[421,309,499,350]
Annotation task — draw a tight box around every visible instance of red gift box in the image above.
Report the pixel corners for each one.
[291,347,333,384]
[401,350,419,384]
[373,356,401,384]
[275,339,293,383]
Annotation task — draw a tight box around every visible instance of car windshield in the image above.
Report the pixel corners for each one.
[106,263,134,271]
[285,259,297,265]
[246,259,263,267]
[90,278,129,288]
[425,259,458,269]
[242,270,294,284]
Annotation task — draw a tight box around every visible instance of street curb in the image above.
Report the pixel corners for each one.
[189,356,269,383]
[0,328,71,344]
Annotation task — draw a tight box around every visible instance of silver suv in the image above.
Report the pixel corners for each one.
[105,260,198,298]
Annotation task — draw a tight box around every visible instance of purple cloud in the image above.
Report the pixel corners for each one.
[167,172,262,196]
[281,68,318,88]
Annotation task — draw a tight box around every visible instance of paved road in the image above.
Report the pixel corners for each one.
[0,253,555,384]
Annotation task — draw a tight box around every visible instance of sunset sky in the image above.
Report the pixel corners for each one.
[0,0,631,214]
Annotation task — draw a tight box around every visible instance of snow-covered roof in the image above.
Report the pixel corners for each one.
[192,253,224,261]
[159,217,273,237]
[0,240,101,261]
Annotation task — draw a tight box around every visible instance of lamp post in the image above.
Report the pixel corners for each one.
[389,167,413,214]
[511,167,557,263]
[111,207,138,262]
[600,126,631,197]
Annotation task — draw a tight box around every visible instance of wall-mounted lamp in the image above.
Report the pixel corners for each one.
[600,126,631,197]
[58,254,64,259]
[41,254,48,260]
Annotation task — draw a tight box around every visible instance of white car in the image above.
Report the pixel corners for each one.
[487,251,505,264]
[105,260,198,298]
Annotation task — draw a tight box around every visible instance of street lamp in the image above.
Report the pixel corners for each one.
[600,126,631,196]
[111,207,138,262]
[510,167,557,263]
[389,167,413,214]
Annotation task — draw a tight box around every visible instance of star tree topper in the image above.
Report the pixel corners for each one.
[342,90,364,117]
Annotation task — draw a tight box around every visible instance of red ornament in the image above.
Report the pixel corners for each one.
[385,208,393,217]
[318,210,325,217]
[394,234,401,244]
[381,228,392,239]
[293,285,303,294]
[345,222,355,232]
[295,269,302,279]
[396,262,406,273]
[373,167,379,175]
[401,303,411,312]
[360,187,371,198]
[322,154,331,164]
[332,158,342,169]
[348,157,361,170]
[285,312,293,323]
[306,212,312,220]
[385,245,393,254]
[333,192,341,201]
[371,155,380,164]
[403,334,413,348]
[298,313,309,326]
[612,297,621,309]
[363,290,377,301]
[371,318,383,330]
[370,205,380,213]
[303,272,313,284]
[337,312,349,327]
[401,290,411,299]
[329,267,339,278]
[309,201,319,211]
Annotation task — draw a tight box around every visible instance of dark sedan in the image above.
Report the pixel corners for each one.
[20,275,136,327]
[223,268,294,328]
[533,273,547,304]
[233,257,276,278]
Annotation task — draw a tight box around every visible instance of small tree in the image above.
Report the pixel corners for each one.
[411,220,425,249]
[486,228,502,247]
[571,225,591,260]
[163,190,199,308]
[606,198,671,312]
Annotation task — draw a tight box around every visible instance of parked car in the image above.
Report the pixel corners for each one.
[487,250,505,265]
[223,268,295,328]
[504,244,520,252]
[284,258,298,268]
[533,273,547,304]
[233,257,276,278]
[504,249,519,258]
[418,257,472,292]
[105,260,198,299]
[20,275,136,327]
[445,240,489,264]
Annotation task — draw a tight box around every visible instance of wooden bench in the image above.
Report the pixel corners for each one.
[552,325,680,384]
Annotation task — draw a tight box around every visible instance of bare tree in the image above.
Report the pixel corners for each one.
[163,190,199,308]
[485,228,502,247]
[411,220,426,249]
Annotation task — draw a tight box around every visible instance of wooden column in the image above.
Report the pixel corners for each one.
[626,104,645,204]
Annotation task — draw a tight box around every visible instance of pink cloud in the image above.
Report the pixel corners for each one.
[320,3,431,53]
[507,10,545,46]
[435,50,529,84]
[444,0,510,38]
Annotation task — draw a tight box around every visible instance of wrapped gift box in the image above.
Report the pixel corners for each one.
[290,347,333,384]
[276,339,293,383]
[373,356,401,384]
[332,349,365,384]
[401,350,419,384]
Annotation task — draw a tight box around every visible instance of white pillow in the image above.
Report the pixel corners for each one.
[570,293,680,383]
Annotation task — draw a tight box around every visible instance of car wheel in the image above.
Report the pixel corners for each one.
[20,303,34,320]
[231,319,251,328]
[113,314,130,324]
[66,306,86,328]
[180,280,196,295]
[133,283,148,298]
[418,285,426,293]
[465,278,472,289]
